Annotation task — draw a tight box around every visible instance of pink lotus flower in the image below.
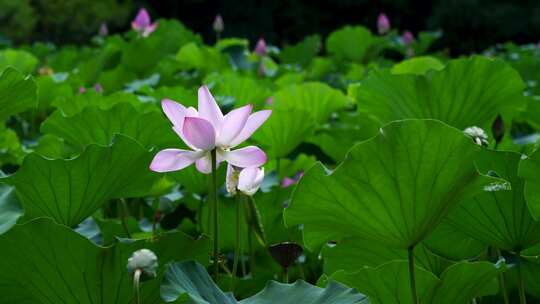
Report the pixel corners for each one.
[150,86,271,174]
[377,13,390,35]
[132,8,158,37]
[402,30,414,45]
[78,86,86,94]
[255,38,267,57]
[226,165,264,196]
[213,15,224,33]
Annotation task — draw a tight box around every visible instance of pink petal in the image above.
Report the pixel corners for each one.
[221,146,267,168]
[142,22,158,37]
[133,8,151,29]
[198,86,223,130]
[229,110,272,147]
[149,149,203,172]
[238,167,264,195]
[182,117,216,150]
[195,152,222,174]
[217,104,253,147]
[162,99,187,127]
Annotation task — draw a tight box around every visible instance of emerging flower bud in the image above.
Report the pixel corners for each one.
[377,13,391,35]
[213,15,224,33]
[94,83,103,93]
[238,166,264,196]
[402,30,414,45]
[78,87,86,94]
[132,8,158,37]
[99,22,109,37]
[127,249,159,280]
[254,38,267,57]
[464,126,489,146]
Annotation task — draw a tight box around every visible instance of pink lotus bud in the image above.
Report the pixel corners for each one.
[94,83,103,93]
[265,97,273,106]
[281,171,304,188]
[377,13,390,35]
[132,8,158,37]
[255,38,267,57]
[78,87,86,94]
[402,30,414,45]
[213,15,224,33]
[99,23,109,37]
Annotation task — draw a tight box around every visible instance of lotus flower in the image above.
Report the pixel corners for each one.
[213,15,224,33]
[150,86,271,174]
[94,83,103,93]
[254,38,267,57]
[226,165,264,196]
[377,13,390,35]
[402,30,414,45]
[132,8,158,37]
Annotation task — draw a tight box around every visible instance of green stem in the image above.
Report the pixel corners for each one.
[283,267,289,283]
[517,253,527,304]
[495,249,509,304]
[211,149,219,281]
[133,269,141,304]
[408,246,418,304]
[232,195,241,277]
[276,158,281,178]
[248,226,254,275]
[120,199,131,238]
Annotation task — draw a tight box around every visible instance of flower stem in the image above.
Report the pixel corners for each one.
[120,198,131,238]
[211,149,219,281]
[232,195,242,277]
[408,246,418,304]
[283,267,289,283]
[248,225,255,275]
[517,252,527,304]
[133,269,142,304]
[495,249,509,304]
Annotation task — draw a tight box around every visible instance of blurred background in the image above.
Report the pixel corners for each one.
[1,0,539,55]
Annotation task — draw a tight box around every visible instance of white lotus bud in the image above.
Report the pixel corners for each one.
[464,126,488,146]
[127,249,158,279]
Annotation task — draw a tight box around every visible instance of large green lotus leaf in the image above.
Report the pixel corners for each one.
[284,119,503,249]
[0,49,39,74]
[0,218,210,304]
[326,26,374,62]
[355,56,525,129]
[331,260,500,304]
[423,220,486,261]
[0,67,37,122]
[51,90,147,116]
[161,261,368,303]
[204,72,271,108]
[272,82,349,124]
[41,102,180,150]
[0,126,24,165]
[519,147,540,220]
[446,150,540,252]
[323,238,449,276]
[279,35,321,67]
[391,56,445,75]
[0,185,22,235]
[3,135,158,227]
[253,108,316,158]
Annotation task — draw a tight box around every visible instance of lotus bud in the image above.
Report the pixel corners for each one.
[238,166,264,196]
[94,83,103,93]
[213,15,224,33]
[132,8,158,37]
[464,126,489,146]
[265,97,273,106]
[99,23,109,37]
[402,30,414,45]
[254,38,267,57]
[78,87,86,94]
[377,13,390,35]
[127,248,159,280]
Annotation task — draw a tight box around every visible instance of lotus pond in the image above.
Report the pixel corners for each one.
[2,8,540,304]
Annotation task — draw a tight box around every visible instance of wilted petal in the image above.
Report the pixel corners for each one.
[229,110,272,147]
[149,149,202,172]
[162,99,187,127]
[217,104,252,147]
[221,146,266,168]
[183,117,216,150]
[238,167,264,196]
[198,86,223,129]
